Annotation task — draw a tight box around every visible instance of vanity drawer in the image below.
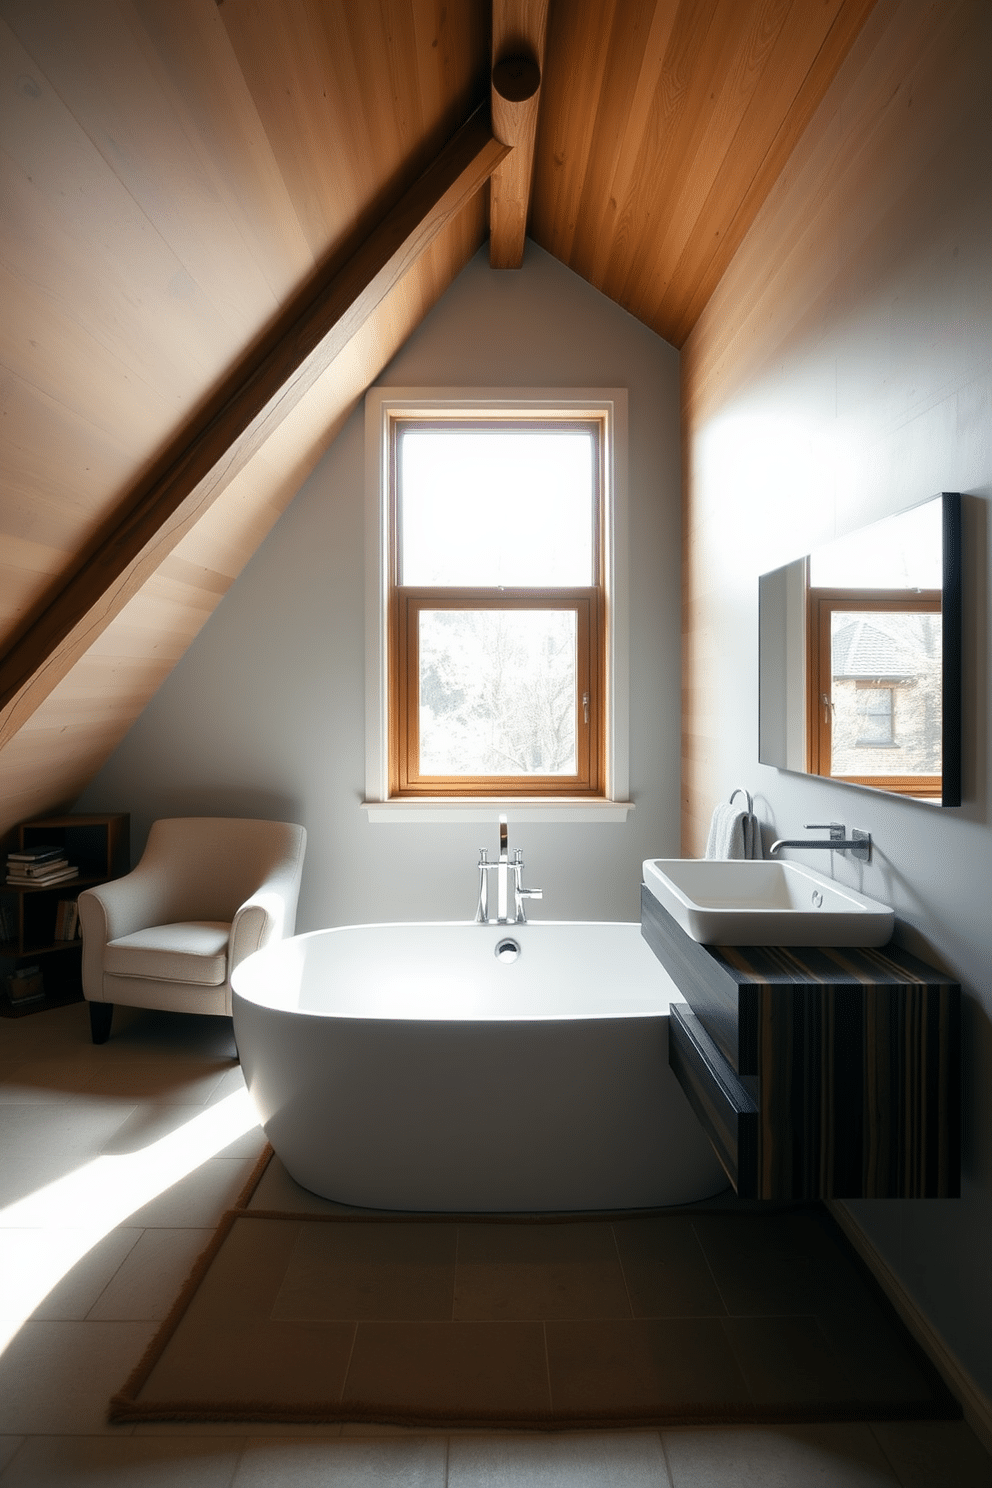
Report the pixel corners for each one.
[668,1001,759,1199]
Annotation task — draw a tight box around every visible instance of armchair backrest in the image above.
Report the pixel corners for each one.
[137,818,306,929]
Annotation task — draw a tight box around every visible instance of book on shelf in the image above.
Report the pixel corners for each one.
[6,865,78,888]
[54,899,80,941]
[6,844,65,864]
[0,900,15,943]
[6,857,69,878]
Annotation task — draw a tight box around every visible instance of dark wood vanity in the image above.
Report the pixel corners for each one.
[642,885,960,1200]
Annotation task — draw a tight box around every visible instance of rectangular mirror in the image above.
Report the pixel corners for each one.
[759,492,961,806]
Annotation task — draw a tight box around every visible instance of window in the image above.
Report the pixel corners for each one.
[855,684,895,746]
[364,391,630,817]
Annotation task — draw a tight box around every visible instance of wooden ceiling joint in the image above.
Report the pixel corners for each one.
[0,107,508,752]
[489,0,550,269]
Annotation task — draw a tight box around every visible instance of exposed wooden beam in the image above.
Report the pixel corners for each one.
[489,0,549,269]
[0,108,508,750]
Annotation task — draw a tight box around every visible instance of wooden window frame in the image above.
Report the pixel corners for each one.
[387,415,608,799]
[806,588,942,798]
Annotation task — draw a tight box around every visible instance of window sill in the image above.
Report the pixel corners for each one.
[360,799,635,824]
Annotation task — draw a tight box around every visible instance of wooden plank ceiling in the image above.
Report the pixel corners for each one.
[0,0,877,839]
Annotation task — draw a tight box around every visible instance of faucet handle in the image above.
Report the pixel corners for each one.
[805,822,845,838]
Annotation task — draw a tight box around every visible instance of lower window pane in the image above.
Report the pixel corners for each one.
[419,610,577,776]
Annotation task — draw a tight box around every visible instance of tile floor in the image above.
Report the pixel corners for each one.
[0,1000,989,1486]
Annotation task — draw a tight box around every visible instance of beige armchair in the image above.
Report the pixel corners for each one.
[78,817,307,1043]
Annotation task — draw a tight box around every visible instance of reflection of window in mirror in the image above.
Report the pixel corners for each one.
[806,593,942,798]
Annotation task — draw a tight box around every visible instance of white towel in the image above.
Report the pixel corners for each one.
[705,802,763,860]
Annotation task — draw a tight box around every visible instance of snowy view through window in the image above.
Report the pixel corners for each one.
[399,427,595,778]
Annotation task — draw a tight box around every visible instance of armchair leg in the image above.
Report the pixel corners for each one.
[88,1002,114,1044]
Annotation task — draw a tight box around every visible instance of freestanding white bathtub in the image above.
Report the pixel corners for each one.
[231,921,727,1212]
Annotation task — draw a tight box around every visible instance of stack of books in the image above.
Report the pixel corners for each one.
[5,964,44,1005]
[6,844,79,888]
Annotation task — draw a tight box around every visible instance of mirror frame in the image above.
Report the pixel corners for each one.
[758,492,962,807]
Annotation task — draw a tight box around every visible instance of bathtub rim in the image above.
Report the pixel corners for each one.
[231,918,677,1024]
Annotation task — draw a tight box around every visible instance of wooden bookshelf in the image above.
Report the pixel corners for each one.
[1,814,129,1017]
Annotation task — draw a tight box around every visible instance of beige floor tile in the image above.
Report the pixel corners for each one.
[453,1220,633,1322]
[273,1222,458,1321]
[690,1211,869,1317]
[447,1429,672,1486]
[234,1435,447,1486]
[98,1100,266,1162]
[139,1314,357,1407]
[661,1423,902,1486]
[869,1419,992,1486]
[25,1226,143,1321]
[0,1433,242,1486]
[0,1439,24,1477]
[456,1222,622,1266]
[721,1315,850,1407]
[125,1157,264,1228]
[614,1215,728,1318]
[207,1065,250,1103]
[99,1103,228,1155]
[98,1011,239,1062]
[342,1320,551,1418]
[181,1217,303,1323]
[0,1319,154,1434]
[0,1004,89,1056]
[454,1259,631,1322]
[546,1317,749,1415]
[814,1298,948,1409]
[78,1058,233,1105]
[0,1102,138,1211]
[0,1059,97,1103]
[86,1227,215,1320]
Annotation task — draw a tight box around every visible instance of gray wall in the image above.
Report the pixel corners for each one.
[77,242,682,928]
[681,0,992,1410]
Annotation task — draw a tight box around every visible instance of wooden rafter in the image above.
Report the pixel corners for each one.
[490,0,550,268]
[0,107,508,751]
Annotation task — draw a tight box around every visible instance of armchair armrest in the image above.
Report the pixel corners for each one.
[77,861,172,1001]
[228,854,304,976]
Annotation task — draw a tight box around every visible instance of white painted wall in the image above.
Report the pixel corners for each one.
[682,0,992,1415]
[76,243,682,928]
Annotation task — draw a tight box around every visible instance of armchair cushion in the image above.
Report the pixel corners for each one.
[104,922,231,986]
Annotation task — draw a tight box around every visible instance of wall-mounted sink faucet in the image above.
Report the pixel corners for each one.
[769,822,872,864]
[475,815,543,924]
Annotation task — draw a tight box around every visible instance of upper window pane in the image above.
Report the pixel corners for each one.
[398,426,595,586]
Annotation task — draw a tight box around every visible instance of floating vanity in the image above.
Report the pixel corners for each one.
[641,872,960,1201]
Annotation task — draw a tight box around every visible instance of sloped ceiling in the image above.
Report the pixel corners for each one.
[0,0,877,840]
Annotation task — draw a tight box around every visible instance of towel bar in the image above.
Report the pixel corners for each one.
[729,787,754,815]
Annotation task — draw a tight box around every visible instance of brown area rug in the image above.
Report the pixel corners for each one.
[109,1150,960,1428]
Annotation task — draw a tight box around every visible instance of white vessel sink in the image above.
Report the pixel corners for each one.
[642,858,894,947]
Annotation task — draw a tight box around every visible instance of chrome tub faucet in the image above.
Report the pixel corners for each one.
[769,822,871,864]
[475,815,543,924]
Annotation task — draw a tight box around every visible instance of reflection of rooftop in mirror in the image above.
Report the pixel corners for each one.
[399,429,594,586]
[810,498,942,589]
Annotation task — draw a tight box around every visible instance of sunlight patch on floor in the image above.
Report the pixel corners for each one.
[0,1089,257,1353]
